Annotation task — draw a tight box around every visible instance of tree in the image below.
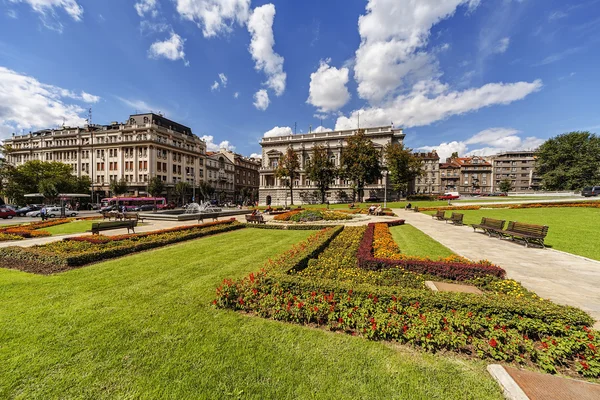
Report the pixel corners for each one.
[275,147,300,205]
[197,181,214,202]
[38,181,59,203]
[450,152,459,159]
[384,143,423,196]
[147,176,164,212]
[339,129,382,202]
[499,178,513,193]
[536,131,600,190]
[305,145,338,203]
[109,178,128,197]
[174,181,191,205]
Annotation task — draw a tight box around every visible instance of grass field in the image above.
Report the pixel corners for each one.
[41,220,95,235]
[423,207,600,261]
[389,224,455,259]
[0,228,502,399]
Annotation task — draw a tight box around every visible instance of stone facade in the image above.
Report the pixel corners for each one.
[454,156,493,194]
[205,151,235,202]
[411,152,441,194]
[491,151,541,192]
[3,113,206,203]
[258,126,405,205]
[219,149,261,204]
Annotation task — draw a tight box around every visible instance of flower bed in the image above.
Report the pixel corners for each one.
[0,219,243,274]
[274,210,353,222]
[0,218,76,241]
[418,201,600,212]
[358,222,506,280]
[214,225,599,378]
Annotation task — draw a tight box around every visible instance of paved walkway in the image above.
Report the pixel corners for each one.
[393,209,600,326]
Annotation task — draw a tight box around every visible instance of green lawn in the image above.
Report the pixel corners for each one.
[41,220,95,235]
[423,207,600,261]
[0,228,502,399]
[390,224,455,259]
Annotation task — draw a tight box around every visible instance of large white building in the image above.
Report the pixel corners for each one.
[258,126,405,205]
[3,113,206,202]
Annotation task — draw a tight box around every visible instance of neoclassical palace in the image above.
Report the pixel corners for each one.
[258,126,405,205]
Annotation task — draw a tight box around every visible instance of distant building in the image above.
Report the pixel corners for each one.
[453,156,493,194]
[219,149,261,204]
[491,150,541,192]
[205,151,235,202]
[411,151,441,194]
[258,126,405,205]
[3,113,206,202]
[439,160,461,192]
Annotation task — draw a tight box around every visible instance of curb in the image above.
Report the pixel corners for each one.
[487,364,530,400]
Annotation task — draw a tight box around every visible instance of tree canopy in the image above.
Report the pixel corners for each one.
[275,147,300,205]
[147,176,165,197]
[536,131,600,190]
[384,143,423,195]
[109,178,129,197]
[174,181,191,204]
[305,145,337,203]
[498,178,513,193]
[340,130,381,201]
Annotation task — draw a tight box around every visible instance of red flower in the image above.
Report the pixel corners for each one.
[581,361,590,370]
[588,343,597,352]
[238,297,245,305]
[489,338,498,348]
[426,333,432,339]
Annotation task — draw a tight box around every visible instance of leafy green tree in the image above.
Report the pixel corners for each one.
[38,181,59,203]
[275,147,300,205]
[305,145,338,203]
[450,151,459,159]
[536,131,600,190]
[499,178,513,193]
[384,143,423,196]
[339,129,382,202]
[147,177,165,211]
[174,181,191,205]
[109,178,129,197]
[197,181,215,202]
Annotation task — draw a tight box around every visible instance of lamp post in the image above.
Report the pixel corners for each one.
[382,170,388,208]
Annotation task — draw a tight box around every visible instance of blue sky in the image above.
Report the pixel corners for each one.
[1,0,599,160]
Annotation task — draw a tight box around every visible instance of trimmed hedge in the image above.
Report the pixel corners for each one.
[244,223,338,230]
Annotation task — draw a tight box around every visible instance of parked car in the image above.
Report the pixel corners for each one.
[364,196,379,202]
[139,204,156,211]
[582,186,600,197]
[438,192,460,200]
[15,205,42,217]
[27,207,78,218]
[0,207,16,219]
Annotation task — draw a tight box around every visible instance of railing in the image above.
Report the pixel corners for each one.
[260,126,398,143]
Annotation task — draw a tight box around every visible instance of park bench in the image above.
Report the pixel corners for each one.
[123,212,144,223]
[444,212,464,225]
[432,210,445,220]
[471,217,505,237]
[500,221,549,248]
[91,220,137,235]
[245,214,266,224]
[197,213,219,223]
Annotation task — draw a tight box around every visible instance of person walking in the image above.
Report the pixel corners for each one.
[40,205,47,221]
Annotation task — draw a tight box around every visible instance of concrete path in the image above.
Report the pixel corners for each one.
[393,209,600,326]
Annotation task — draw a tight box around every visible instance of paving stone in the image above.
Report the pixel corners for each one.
[425,280,483,294]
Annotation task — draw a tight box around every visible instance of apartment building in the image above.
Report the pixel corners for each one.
[219,149,261,204]
[259,126,405,205]
[205,151,235,202]
[439,160,461,192]
[412,152,441,194]
[4,113,206,202]
[491,151,541,192]
[454,156,493,194]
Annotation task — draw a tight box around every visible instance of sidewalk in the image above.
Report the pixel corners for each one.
[393,209,600,326]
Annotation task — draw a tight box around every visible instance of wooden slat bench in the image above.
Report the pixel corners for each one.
[123,212,144,223]
[91,220,137,235]
[444,212,464,225]
[245,214,266,224]
[471,217,505,237]
[500,221,549,248]
[432,210,445,220]
[197,213,219,223]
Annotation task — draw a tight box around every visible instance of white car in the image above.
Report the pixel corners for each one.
[27,207,79,218]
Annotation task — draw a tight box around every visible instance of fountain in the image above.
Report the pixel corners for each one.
[184,202,222,214]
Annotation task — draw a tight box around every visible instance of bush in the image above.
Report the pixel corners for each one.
[407,195,438,201]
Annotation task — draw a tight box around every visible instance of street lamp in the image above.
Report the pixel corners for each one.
[382,170,388,208]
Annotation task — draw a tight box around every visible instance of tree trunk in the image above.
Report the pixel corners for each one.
[289,183,294,206]
[321,188,326,204]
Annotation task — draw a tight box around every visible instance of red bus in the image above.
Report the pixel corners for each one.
[100,197,167,210]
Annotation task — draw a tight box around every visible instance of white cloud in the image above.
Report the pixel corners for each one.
[201,135,236,152]
[248,4,286,96]
[0,66,91,137]
[418,127,545,160]
[218,73,228,86]
[148,32,187,64]
[233,92,239,98]
[80,91,100,103]
[263,126,292,138]
[211,81,220,91]
[6,9,18,18]
[140,21,170,35]
[249,152,262,159]
[548,11,567,21]
[335,79,543,130]
[313,126,332,133]
[135,0,158,18]
[253,89,270,111]
[175,0,250,38]
[494,37,510,54]
[307,59,351,113]
[10,0,83,21]
[115,97,169,115]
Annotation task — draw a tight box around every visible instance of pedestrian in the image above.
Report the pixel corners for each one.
[40,205,47,221]
[75,202,80,211]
